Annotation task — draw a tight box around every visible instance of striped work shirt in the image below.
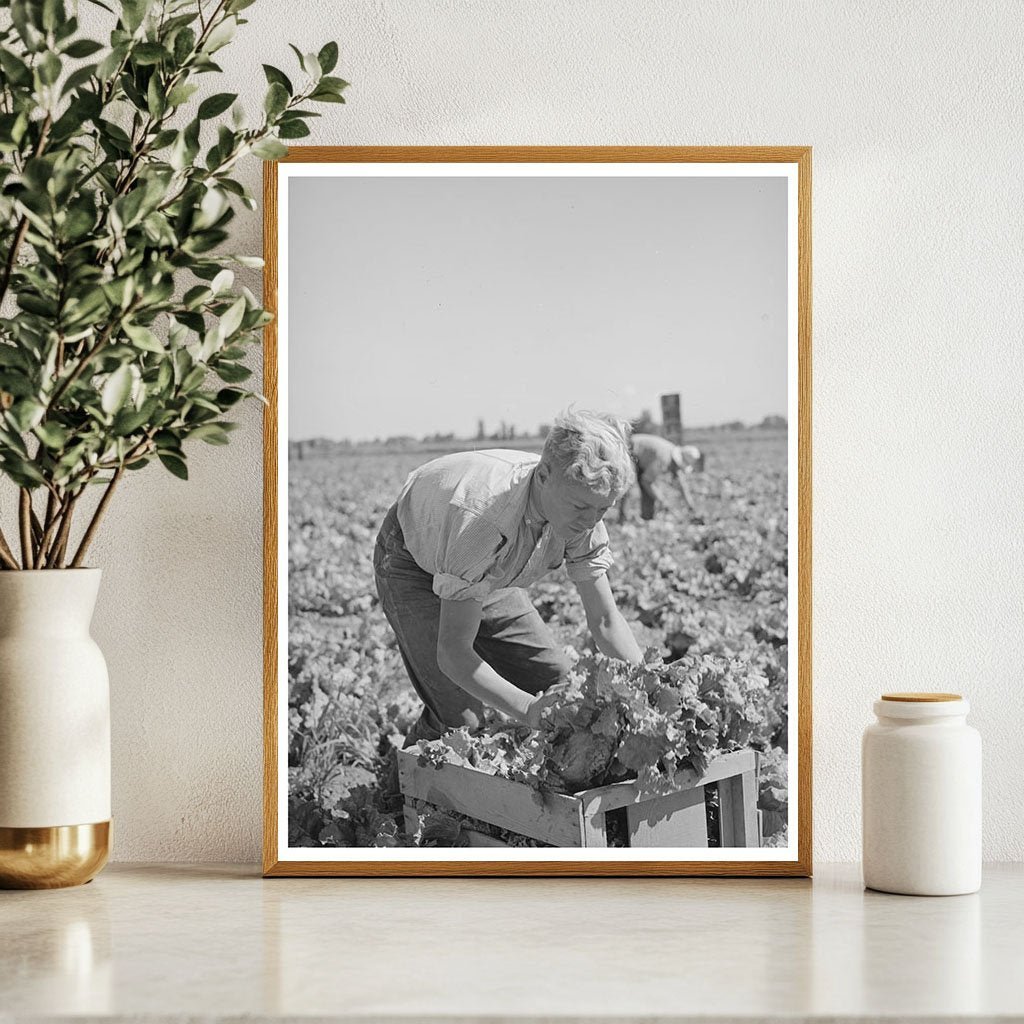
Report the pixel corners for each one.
[395,449,614,602]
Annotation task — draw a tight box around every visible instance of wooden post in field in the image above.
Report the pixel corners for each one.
[661,393,683,445]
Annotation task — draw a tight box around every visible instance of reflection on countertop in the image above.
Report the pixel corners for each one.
[2,862,1021,1020]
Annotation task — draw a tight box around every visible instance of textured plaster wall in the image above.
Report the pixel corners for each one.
[75,2,1023,862]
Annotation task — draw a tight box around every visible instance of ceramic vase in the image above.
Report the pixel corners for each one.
[0,569,111,888]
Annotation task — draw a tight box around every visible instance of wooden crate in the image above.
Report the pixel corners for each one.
[397,746,760,848]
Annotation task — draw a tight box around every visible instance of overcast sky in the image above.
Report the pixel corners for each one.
[287,173,788,441]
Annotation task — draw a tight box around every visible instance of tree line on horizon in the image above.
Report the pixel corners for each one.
[287,412,787,459]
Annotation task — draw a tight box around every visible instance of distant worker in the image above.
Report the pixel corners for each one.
[619,434,704,522]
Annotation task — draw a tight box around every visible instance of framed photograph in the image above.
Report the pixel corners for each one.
[263,147,811,877]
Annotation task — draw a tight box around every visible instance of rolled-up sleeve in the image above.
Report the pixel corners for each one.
[564,520,614,583]
[430,510,505,601]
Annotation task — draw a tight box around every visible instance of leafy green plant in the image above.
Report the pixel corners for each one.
[0,0,346,568]
[414,652,771,797]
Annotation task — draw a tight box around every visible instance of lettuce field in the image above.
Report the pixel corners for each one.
[287,429,790,849]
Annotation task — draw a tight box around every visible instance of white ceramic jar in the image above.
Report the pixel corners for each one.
[862,692,981,896]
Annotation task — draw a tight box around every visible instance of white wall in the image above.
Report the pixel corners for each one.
[78,1,1023,862]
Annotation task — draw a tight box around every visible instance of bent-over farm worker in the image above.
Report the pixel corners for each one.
[373,409,643,748]
[619,433,704,522]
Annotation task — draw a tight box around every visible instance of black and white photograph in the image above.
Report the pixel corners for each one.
[267,150,810,872]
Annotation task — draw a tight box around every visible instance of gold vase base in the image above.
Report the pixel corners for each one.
[0,821,111,889]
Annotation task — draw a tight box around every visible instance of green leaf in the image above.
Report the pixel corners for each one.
[300,51,321,81]
[317,41,339,75]
[198,327,221,363]
[154,429,182,453]
[155,359,173,392]
[9,111,29,146]
[182,285,212,310]
[310,87,346,104]
[132,42,168,66]
[228,254,263,269]
[214,361,251,383]
[0,347,29,370]
[168,118,201,171]
[147,74,166,117]
[203,16,236,53]
[176,311,205,333]
[227,0,257,11]
[189,422,231,445]
[61,204,96,240]
[251,138,287,160]
[0,422,30,457]
[167,81,199,107]
[181,365,206,391]
[1,457,46,487]
[262,63,292,95]
[198,91,237,119]
[34,421,70,449]
[264,81,288,117]
[63,38,104,58]
[158,451,188,479]
[60,62,97,96]
[278,120,309,140]
[38,51,62,86]
[96,43,128,80]
[210,269,233,294]
[0,50,33,87]
[215,387,247,408]
[9,399,45,432]
[101,364,133,415]
[18,293,58,317]
[10,3,44,52]
[121,0,154,33]
[113,188,148,229]
[149,128,177,149]
[218,296,246,339]
[123,321,164,353]
[195,186,227,229]
[63,288,108,327]
[41,0,67,32]
[112,404,151,435]
[98,118,132,148]
[59,13,79,42]
[173,26,196,65]
[101,277,135,309]
[319,76,349,93]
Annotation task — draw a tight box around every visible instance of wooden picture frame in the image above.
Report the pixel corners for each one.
[263,147,812,877]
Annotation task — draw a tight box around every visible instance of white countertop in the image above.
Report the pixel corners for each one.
[2,862,1022,1022]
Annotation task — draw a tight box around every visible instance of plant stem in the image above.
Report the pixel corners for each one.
[0,113,52,311]
[70,466,123,568]
[45,492,78,569]
[46,298,140,413]
[42,483,56,534]
[18,489,34,569]
[0,217,30,312]
[0,526,19,570]
[29,506,43,546]
[36,487,66,566]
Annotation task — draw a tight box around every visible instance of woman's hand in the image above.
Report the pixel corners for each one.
[524,681,572,729]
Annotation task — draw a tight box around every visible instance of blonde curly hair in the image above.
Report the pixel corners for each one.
[540,408,635,497]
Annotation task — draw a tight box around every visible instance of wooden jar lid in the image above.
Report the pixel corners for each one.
[881,692,962,702]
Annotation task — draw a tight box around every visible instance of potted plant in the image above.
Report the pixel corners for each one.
[0,0,346,887]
